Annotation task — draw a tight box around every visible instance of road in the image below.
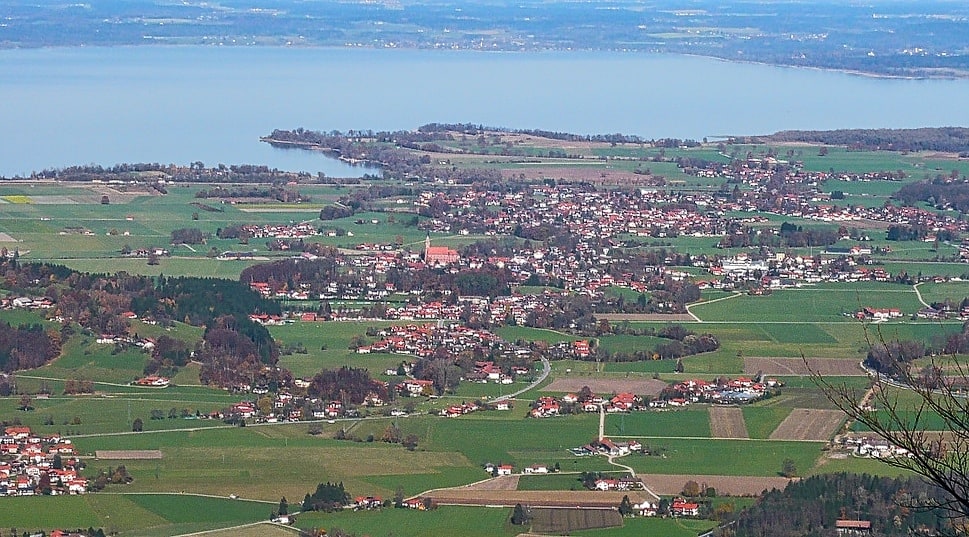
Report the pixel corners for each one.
[502,356,551,400]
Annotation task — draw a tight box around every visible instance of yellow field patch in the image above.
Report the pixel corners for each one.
[1,195,32,204]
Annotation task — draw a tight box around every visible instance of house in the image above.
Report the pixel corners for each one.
[671,498,700,517]
[271,514,294,524]
[523,464,548,474]
[400,379,435,396]
[634,500,659,516]
[403,498,426,510]
[835,519,872,536]
[354,496,383,509]
[496,464,514,476]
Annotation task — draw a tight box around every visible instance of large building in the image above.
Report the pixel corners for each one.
[424,236,459,265]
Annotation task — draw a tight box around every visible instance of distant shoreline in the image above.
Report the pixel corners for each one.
[3,43,967,81]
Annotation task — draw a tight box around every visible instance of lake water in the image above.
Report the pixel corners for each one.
[2,46,969,178]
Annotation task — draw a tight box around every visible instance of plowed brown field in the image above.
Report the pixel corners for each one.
[640,474,793,496]
[543,377,668,396]
[709,406,749,439]
[769,408,845,441]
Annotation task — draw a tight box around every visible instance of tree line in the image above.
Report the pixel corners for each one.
[760,127,969,154]
[726,472,951,537]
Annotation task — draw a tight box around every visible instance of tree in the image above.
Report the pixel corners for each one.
[17,394,32,411]
[618,495,634,516]
[278,497,289,516]
[682,480,701,497]
[781,458,797,478]
[382,424,402,444]
[511,503,531,525]
[132,417,144,432]
[402,434,419,451]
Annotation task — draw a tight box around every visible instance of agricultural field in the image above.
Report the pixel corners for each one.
[709,406,749,439]
[5,140,969,536]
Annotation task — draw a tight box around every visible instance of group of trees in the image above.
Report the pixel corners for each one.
[197,315,286,389]
[718,222,840,249]
[728,473,951,537]
[0,322,61,372]
[764,127,969,154]
[306,366,386,406]
[894,177,969,212]
[170,228,206,245]
[196,186,308,203]
[301,482,350,512]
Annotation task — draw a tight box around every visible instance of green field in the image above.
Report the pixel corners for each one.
[4,154,968,536]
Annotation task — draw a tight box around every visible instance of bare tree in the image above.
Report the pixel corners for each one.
[813,327,969,522]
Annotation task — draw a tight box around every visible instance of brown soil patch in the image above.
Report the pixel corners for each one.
[769,409,846,441]
[95,450,163,460]
[596,313,696,322]
[744,357,865,376]
[423,489,649,508]
[464,475,520,491]
[543,377,668,397]
[710,406,749,439]
[640,474,793,496]
[531,508,623,534]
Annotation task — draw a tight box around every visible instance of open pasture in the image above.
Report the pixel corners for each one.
[295,505,517,537]
[691,284,924,323]
[270,320,406,377]
[744,357,864,376]
[742,407,794,439]
[607,408,712,438]
[709,406,749,439]
[0,494,268,536]
[619,438,822,477]
[915,280,969,305]
[768,409,845,441]
[72,423,479,501]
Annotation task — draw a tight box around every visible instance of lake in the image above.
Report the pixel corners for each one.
[2,46,969,178]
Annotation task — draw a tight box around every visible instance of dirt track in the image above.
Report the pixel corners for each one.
[769,409,845,441]
[709,406,749,439]
[744,357,865,376]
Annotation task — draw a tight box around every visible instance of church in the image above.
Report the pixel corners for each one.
[424,235,459,265]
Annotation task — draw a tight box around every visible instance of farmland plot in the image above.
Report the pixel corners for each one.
[530,508,623,534]
[744,357,865,376]
[769,409,846,441]
[639,474,793,496]
[709,406,749,439]
[543,377,668,396]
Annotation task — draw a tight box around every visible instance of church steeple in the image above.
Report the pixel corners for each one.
[424,234,431,258]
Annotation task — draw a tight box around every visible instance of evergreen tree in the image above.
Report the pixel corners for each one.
[619,495,634,516]
[278,497,288,516]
